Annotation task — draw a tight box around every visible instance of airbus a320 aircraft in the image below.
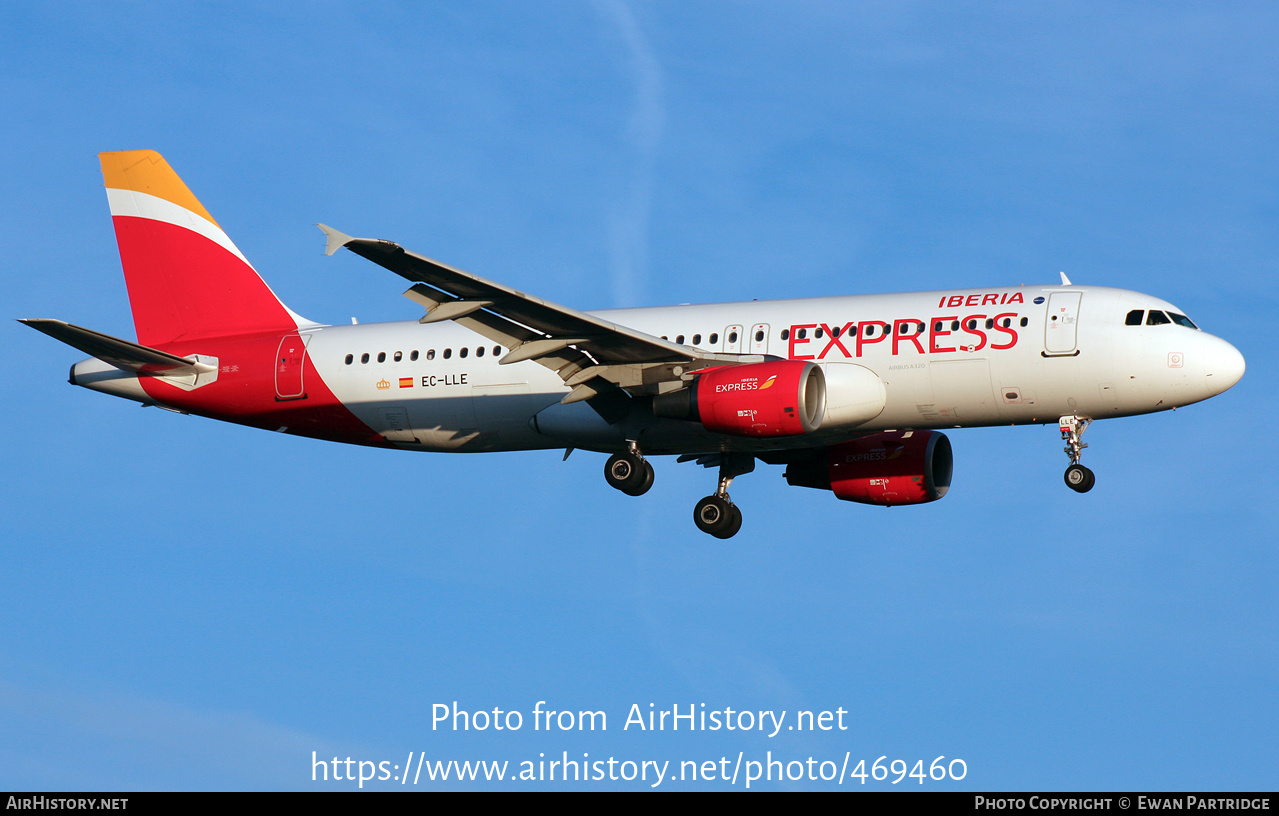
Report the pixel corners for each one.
[23,151,1246,538]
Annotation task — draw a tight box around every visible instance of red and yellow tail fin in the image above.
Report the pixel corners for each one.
[100,150,311,346]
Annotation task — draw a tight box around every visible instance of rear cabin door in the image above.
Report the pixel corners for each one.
[275,333,309,400]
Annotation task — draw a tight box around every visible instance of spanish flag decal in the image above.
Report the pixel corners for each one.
[399,377,414,388]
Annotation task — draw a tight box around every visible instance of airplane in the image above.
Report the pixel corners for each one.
[21,150,1246,538]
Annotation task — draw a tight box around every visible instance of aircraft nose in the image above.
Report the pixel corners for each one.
[1203,335,1245,396]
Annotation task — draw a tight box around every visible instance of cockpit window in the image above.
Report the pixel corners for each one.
[1125,309,1144,326]
[1168,312,1198,329]
[1146,310,1171,326]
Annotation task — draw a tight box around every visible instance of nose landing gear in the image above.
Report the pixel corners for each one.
[1059,415,1095,493]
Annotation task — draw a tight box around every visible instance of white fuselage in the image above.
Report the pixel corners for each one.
[280,283,1242,455]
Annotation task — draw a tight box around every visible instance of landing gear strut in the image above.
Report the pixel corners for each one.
[1059,415,1095,493]
[693,453,754,539]
[605,441,654,497]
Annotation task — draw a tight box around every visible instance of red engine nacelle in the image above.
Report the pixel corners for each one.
[652,360,826,437]
[784,430,953,506]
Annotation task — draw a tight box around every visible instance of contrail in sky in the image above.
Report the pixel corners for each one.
[597,0,665,307]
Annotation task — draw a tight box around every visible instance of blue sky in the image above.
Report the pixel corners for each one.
[3,2,1276,790]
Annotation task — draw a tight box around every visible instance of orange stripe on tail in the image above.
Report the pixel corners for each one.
[100,150,217,225]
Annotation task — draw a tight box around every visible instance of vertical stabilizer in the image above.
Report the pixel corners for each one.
[100,150,313,346]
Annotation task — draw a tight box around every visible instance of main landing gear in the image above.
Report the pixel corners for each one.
[1059,414,1095,493]
[604,441,654,497]
[692,453,754,539]
[603,446,754,539]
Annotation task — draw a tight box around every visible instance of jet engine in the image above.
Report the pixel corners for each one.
[653,360,825,437]
[784,430,952,506]
[818,362,887,428]
[653,360,887,439]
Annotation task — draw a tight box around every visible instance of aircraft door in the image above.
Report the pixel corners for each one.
[750,323,770,356]
[723,324,744,354]
[275,333,309,400]
[1044,292,1082,355]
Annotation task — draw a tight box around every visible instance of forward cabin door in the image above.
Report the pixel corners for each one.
[1044,292,1082,355]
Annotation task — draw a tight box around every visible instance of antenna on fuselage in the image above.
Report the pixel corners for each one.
[1059,271,1073,286]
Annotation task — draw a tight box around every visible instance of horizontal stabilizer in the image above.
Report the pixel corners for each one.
[19,319,214,376]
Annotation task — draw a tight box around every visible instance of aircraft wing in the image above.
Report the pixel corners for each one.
[319,225,764,403]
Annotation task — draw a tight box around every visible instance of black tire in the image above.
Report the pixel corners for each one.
[623,460,655,497]
[717,503,743,539]
[1064,464,1095,493]
[605,452,650,495]
[694,495,739,537]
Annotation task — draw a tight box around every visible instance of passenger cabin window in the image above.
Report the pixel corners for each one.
[410,350,419,361]
[394,351,402,362]
[344,354,353,365]
[754,330,764,342]
[693,334,702,345]
[1126,310,1144,326]
[676,335,685,344]
[1146,310,1171,326]
[377,352,386,363]
[728,331,738,343]
[426,349,435,360]
[493,346,501,355]
[361,353,370,364]
[709,333,719,344]
[443,349,452,359]
[781,329,790,340]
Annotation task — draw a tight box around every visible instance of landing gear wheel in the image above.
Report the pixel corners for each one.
[722,503,743,538]
[605,453,653,496]
[630,460,655,496]
[694,495,742,539]
[1064,464,1095,493]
